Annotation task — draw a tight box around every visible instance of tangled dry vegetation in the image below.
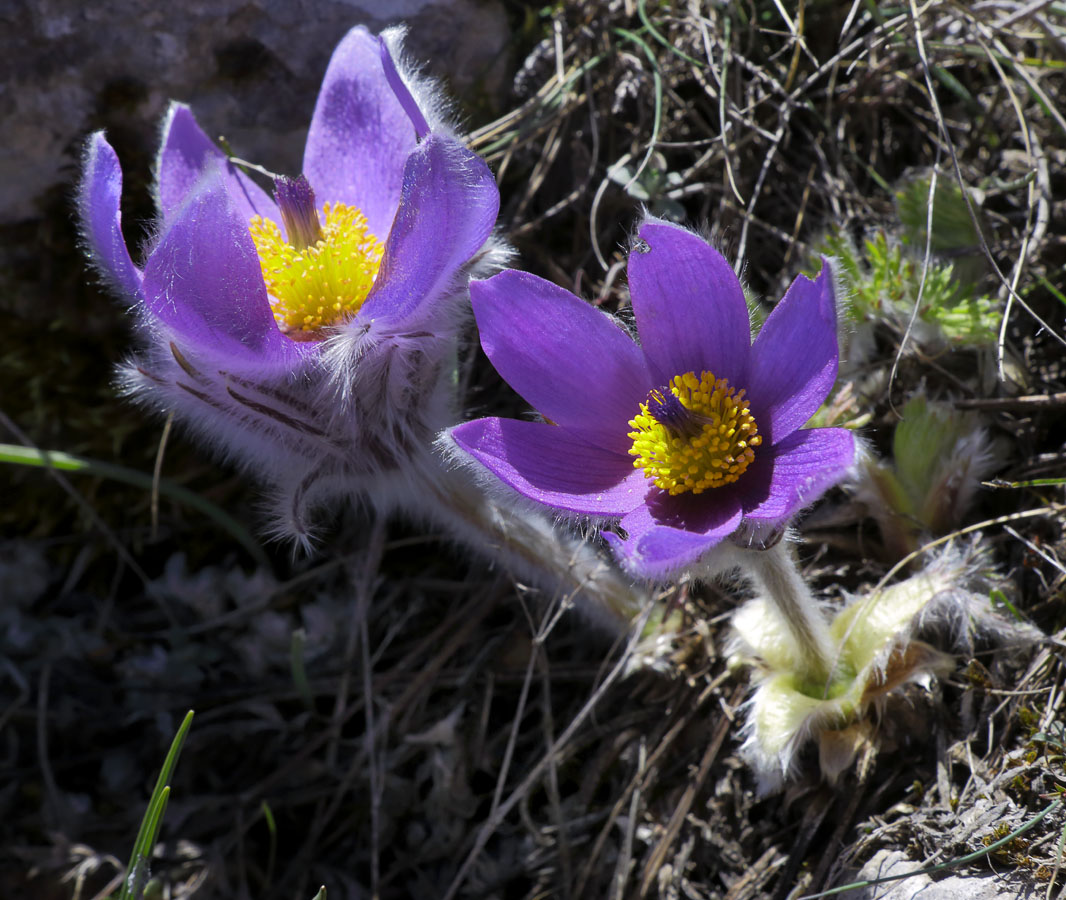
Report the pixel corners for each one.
[3,1,1066,898]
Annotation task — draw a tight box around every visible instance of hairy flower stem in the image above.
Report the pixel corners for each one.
[741,543,835,687]
[401,457,647,631]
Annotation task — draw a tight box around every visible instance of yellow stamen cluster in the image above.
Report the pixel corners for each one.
[249,203,384,338]
[628,370,762,495]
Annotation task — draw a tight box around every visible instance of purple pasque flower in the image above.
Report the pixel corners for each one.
[448,220,855,579]
[78,26,501,542]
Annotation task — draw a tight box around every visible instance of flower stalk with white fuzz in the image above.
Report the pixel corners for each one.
[411,455,646,625]
[736,543,836,688]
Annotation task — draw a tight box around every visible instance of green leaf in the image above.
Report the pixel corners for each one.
[119,710,195,900]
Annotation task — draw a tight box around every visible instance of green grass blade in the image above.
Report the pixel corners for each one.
[989,588,1023,622]
[985,476,1066,489]
[127,786,169,898]
[261,800,279,885]
[290,628,314,710]
[636,0,704,67]
[931,65,977,109]
[119,710,195,900]
[1034,274,1066,308]
[614,28,664,188]
[0,444,269,567]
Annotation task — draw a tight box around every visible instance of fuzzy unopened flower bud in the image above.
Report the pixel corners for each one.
[852,393,1002,557]
[730,541,1039,791]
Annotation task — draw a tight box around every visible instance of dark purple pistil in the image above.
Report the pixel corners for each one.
[274,174,323,250]
[648,389,704,437]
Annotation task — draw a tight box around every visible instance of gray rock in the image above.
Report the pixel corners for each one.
[844,848,1040,900]
[1,0,509,224]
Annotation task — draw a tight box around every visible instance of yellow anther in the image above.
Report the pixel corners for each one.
[628,370,762,496]
[249,202,384,339]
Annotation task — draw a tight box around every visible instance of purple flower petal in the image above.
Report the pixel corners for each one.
[628,221,751,387]
[605,495,743,578]
[450,417,648,516]
[358,134,499,328]
[377,35,429,140]
[469,270,652,453]
[78,132,143,302]
[156,103,278,226]
[303,25,418,239]
[740,427,854,524]
[141,166,307,371]
[747,261,839,443]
